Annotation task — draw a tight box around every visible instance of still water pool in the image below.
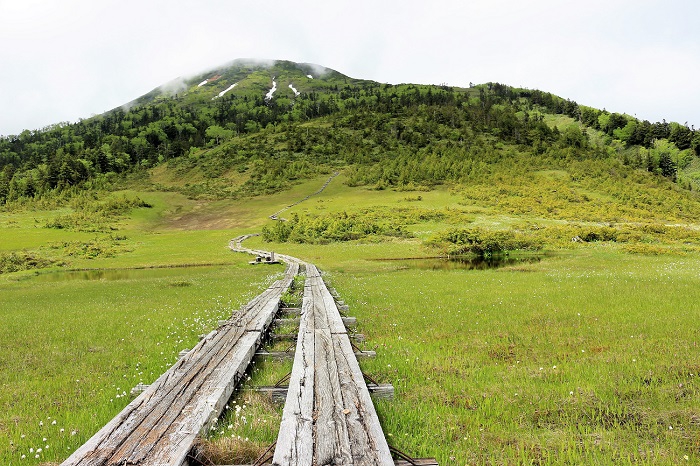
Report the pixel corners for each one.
[30,265,225,282]
[375,255,544,271]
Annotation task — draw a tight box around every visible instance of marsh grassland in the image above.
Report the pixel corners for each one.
[1,179,699,465]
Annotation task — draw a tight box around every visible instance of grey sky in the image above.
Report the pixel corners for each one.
[1,0,699,137]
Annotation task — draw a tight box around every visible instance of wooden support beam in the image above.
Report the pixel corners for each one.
[273,316,357,328]
[255,349,376,360]
[278,307,301,315]
[271,332,365,343]
[250,383,394,402]
[394,460,439,466]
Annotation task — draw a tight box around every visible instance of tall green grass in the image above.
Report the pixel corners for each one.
[0,262,282,464]
[2,177,700,464]
[324,250,700,464]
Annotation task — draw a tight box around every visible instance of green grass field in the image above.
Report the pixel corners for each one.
[1,175,699,465]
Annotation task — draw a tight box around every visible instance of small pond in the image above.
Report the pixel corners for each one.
[374,254,544,271]
[30,265,225,282]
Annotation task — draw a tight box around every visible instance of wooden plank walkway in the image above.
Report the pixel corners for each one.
[60,262,299,466]
[63,235,406,466]
[273,264,394,466]
[269,172,339,220]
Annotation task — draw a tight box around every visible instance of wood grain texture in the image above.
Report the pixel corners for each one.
[272,277,316,466]
[273,262,393,466]
[314,328,353,465]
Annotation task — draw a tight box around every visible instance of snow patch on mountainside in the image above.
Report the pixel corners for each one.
[265,79,277,101]
[215,83,238,99]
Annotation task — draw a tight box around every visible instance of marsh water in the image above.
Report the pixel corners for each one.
[30,265,224,282]
[377,255,543,271]
[30,255,543,282]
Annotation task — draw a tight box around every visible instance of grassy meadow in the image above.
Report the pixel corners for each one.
[1,173,700,465]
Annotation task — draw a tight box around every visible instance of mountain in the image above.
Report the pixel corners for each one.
[122,59,351,109]
[1,59,699,205]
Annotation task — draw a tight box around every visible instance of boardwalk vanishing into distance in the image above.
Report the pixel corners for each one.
[269,171,339,220]
[61,233,433,466]
[231,235,394,465]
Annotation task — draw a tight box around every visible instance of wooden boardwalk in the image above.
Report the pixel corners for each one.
[269,172,339,220]
[60,262,298,466]
[63,235,411,466]
[273,264,393,466]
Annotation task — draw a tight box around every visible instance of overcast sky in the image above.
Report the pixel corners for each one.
[1,0,699,137]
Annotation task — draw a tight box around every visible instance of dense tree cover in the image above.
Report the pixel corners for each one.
[1,61,698,205]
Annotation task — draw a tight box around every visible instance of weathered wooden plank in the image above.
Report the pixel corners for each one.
[271,326,315,465]
[314,328,353,465]
[298,275,314,331]
[245,265,298,331]
[308,270,331,332]
[272,264,315,465]
[321,287,348,334]
[148,331,261,465]
[333,333,394,465]
[98,325,251,464]
[332,332,379,466]
[273,260,395,466]
[66,326,238,466]
[302,264,346,334]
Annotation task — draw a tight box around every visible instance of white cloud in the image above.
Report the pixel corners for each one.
[0,0,699,136]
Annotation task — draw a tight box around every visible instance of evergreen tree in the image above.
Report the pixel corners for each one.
[658,152,677,181]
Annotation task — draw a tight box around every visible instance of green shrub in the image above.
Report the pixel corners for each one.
[0,251,62,274]
[45,195,151,232]
[428,227,543,256]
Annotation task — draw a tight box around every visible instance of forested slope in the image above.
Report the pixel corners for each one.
[2,59,699,205]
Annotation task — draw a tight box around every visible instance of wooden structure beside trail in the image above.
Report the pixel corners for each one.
[60,262,298,466]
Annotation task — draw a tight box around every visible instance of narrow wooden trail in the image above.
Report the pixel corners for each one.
[64,234,413,466]
[231,235,393,465]
[269,171,339,220]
